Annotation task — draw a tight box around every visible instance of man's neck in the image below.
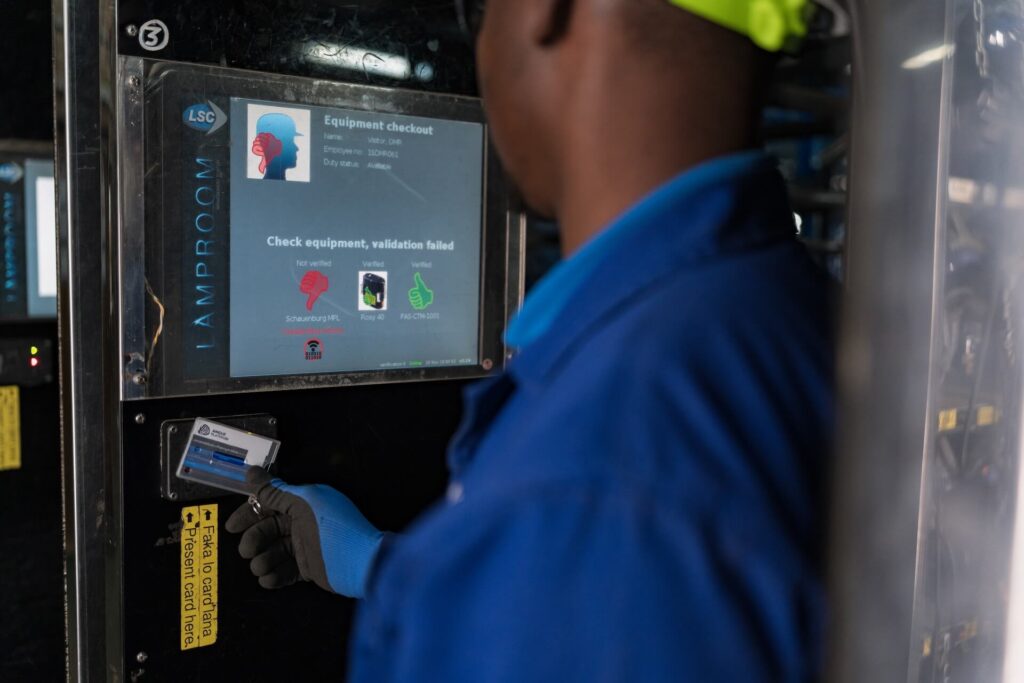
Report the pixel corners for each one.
[554,69,756,256]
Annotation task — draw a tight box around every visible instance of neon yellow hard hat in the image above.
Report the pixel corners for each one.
[667,0,812,52]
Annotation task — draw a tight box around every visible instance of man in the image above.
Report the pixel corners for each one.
[227,0,834,680]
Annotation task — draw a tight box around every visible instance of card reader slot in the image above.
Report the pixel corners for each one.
[160,413,279,503]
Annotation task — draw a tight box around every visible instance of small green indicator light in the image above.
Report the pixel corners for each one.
[30,346,38,355]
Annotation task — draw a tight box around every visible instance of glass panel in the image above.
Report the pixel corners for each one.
[913,1,1024,680]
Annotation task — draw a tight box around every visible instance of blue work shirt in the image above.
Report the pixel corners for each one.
[350,152,835,682]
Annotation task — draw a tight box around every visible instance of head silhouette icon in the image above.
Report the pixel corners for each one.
[252,113,302,180]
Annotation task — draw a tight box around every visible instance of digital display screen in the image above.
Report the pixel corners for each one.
[25,160,57,318]
[0,154,56,320]
[226,99,484,378]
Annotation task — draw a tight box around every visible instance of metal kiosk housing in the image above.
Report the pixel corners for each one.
[55,2,524,680]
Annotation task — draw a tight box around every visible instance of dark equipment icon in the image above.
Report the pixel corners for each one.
[362,273,386,310]
[304,339,322,361]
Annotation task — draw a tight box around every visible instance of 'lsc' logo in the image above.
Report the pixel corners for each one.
[183,102,228,135]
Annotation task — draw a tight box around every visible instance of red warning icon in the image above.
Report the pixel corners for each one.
[300,270,329,311]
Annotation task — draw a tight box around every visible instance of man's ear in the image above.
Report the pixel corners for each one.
[533,0,576,46]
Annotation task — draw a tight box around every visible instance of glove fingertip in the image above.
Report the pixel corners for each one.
[258,573,296,590]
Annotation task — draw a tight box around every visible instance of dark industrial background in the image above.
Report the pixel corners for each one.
[0,2,54,141]
[0,1,63,682]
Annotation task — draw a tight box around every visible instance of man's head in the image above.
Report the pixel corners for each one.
[254,112,301,180]
[473,0,788,221]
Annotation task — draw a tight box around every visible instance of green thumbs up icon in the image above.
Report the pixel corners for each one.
[409,272,435,310]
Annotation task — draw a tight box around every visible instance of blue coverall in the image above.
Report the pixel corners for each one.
[349,151,835,682]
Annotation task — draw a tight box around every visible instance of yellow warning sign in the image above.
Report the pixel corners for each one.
[976,405,998,427]
[938,409,958,432]
[0,386,21,471]
[181,504,218,651]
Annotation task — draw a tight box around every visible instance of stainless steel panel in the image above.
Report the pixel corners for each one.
[829,0,950,680]
[53,0,124,679]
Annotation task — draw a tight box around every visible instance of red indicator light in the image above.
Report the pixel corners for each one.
[29,357,40,368]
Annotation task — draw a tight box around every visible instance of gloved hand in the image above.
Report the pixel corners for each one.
[225,469,385,599]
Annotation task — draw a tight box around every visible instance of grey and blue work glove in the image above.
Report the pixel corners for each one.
[225,469,386,599]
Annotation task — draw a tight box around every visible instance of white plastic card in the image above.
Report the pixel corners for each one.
[175,418,280,494]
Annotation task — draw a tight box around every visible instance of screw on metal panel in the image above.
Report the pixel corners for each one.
[414,62,435,82]
[134,413,145,425]
[131,372,147,385]
[125,24,138,37]
[168,491,178,501]
[135,652,148,663]
[482,359,494,371]
[169,425,178,434]
[268,417,277,426]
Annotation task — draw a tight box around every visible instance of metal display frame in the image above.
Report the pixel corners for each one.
[118,57,524,401]
[0,139,53,158]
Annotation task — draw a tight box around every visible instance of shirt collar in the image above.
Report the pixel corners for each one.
[504,151,796,382]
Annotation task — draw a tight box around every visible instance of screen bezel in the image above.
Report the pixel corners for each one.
[119,57,523,400]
